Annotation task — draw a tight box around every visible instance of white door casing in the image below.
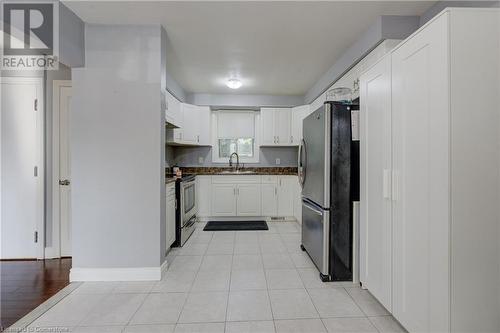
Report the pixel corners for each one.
[0,77,44,259]
[49,80,72,258]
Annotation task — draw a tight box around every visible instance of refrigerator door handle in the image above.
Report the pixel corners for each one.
[302,199,323,216]
[298,139,307,188]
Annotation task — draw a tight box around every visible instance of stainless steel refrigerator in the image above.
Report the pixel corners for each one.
[298,101,359,282]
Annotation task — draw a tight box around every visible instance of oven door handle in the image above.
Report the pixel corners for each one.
[184,216,197,229]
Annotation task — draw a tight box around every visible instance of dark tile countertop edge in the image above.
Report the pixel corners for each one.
[171,167,298,176]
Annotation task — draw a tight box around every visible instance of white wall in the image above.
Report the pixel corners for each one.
[71,24,165,274]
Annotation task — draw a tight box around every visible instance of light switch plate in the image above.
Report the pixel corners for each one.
[198,156,204,164]
[275,158,281,165]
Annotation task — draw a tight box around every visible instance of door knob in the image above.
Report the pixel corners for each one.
[59,179,70,186]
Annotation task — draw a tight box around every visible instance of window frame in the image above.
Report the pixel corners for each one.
[211,110,260,164]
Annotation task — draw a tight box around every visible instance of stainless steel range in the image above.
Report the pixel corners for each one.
[171,174,197,246]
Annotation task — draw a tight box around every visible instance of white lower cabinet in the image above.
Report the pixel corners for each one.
[277,176,295,216]
[236,184,261,216]
[166,183,176,249]
[211,184,237,216]
[196,176,212,217]
[201,175,300,219]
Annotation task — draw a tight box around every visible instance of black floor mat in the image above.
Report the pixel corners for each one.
[204,220,268,231]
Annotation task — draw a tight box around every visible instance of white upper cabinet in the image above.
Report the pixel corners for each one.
[260,108,276,145]
[291,105,310,145]
[167,103,211,146]
[275,108,291,145]
[165,90,182,128]
[359,55,392,312]
[180,103,199,144]
[260,108,293,146]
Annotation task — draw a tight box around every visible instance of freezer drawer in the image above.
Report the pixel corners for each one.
[301,199,329,278]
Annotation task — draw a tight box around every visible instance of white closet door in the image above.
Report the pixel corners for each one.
[391,13,450,333]
[359,55,392,311]
[1,78,43,259]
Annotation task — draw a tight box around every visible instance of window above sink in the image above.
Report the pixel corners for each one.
[212,110,260,163]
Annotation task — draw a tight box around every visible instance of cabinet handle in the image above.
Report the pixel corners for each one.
[275,187,277,195]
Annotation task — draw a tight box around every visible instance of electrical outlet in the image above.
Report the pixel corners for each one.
[198,156,204,164]
[275,158,281,165]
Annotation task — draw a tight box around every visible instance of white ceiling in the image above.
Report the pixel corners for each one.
[64,1,435,96]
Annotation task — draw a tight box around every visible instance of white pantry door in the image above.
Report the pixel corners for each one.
[58,85,72,257]
[1,77,44,259]
[391,13,450,333]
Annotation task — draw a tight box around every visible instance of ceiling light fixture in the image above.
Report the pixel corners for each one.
[226,78,242,89]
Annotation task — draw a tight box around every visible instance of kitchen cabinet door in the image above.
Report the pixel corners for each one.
[236,184,261,216]
[277,176,295,216]
[166,184,176,248]
[181,103,199,144]
[197,106,211,145]
[261,183,277,216]
[165,90,182,127]
[261,108,276,145]
[211,184,237,216]
[275,108,291,145]
[292,177,302,224]
[359,55,392,311]
[391,13,450,333]
[291,105,309,145]
[196,176,212,217]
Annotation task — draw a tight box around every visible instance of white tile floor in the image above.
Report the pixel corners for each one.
[22,222,406,333]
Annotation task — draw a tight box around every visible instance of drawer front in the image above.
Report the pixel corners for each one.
[261,175,278,184]
[212,175,261,184]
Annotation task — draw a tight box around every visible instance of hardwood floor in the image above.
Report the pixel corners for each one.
[0,258,71,331]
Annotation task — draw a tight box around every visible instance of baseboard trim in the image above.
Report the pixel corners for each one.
[70,266,163,282]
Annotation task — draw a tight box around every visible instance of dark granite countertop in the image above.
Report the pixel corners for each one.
[176,167,298,176]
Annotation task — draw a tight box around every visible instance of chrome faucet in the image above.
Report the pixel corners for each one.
[229,152,240,170]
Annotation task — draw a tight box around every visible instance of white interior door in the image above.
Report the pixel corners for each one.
[1,77,44,259]
[59,86,72,256]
